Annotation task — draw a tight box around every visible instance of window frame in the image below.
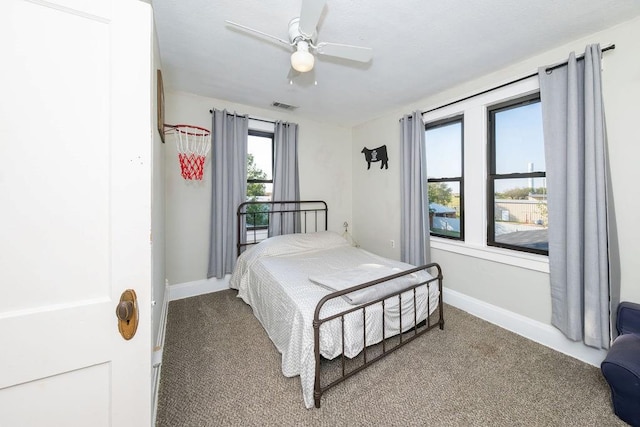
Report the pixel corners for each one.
[247,129,274,188]
[425,115,465,241]
[486,93,548,256]
[246,129,275,234]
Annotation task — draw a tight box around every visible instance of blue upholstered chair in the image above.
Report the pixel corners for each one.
[601,302,640,426]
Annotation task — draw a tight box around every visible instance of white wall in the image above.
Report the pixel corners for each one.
[164,91,353,285]
[353,16,640,329]
[352,116,403,260]
[151,23,166,347]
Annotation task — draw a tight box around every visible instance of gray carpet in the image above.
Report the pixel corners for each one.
[156,290,623,426]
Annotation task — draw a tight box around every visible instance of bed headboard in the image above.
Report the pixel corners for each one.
[236,200,328,256]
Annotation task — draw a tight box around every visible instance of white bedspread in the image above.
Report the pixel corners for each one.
[229,231,440,409]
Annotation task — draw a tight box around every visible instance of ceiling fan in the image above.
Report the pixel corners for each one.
[225,0,373,75]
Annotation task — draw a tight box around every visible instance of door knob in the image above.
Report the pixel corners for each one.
[116,301,134,321]
[116,289,138,340]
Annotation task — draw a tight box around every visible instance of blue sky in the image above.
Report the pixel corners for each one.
[426,101,545,193]
[248,134,273,179]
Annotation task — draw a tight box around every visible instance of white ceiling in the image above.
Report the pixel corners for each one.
[152,0,640,127]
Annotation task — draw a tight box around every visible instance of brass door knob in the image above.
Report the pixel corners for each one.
[116,301,134,321]
[116,289,139,340]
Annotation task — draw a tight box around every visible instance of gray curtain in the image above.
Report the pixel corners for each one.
[399,111,430,266]
[539,44,612,349]
[270,121,300,236]
[207,109,248,279]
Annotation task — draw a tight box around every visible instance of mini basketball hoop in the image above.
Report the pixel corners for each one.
[167,124,211,180]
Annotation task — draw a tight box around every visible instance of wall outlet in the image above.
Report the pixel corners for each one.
[390,240,395,248]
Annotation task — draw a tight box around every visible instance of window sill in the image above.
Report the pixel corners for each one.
[430,237,549,273]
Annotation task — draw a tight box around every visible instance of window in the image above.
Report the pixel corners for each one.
[425,116,464,240]
[422,76,548,271]
[487,94,547,255]
[423,76,548,272]
[246,130,274,234]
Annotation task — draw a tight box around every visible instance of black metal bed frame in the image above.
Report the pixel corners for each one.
[236,200,444,408]
[313,263,443,408]
[236,200,328,256]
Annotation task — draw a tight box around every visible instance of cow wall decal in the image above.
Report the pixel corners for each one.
[361,145,389,170]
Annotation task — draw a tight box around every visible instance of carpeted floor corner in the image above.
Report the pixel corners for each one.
[156,290,624,426]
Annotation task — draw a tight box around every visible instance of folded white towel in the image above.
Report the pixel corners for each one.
[309,264,418,305]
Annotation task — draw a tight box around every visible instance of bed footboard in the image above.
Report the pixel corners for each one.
[312,262,444,408]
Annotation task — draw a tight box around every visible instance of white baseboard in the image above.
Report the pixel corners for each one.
[443,288,608,367]
[168,275,230,301]
[152,280,171,426]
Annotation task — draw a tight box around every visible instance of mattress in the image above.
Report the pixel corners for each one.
[229,231,440,408]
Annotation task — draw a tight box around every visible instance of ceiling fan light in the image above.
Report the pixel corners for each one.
[291,43,314,72]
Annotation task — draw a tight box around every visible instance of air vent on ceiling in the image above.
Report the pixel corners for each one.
[271,101,298,111]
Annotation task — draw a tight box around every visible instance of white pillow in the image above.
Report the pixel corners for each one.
[245,231,348,260]
[230,231,349,288]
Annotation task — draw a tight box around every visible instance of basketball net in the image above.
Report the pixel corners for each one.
[169,125,211,180]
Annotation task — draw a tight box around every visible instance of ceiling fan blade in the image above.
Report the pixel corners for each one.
[298,0,326,37]
[225,20,291,46]
[315,42,373,63]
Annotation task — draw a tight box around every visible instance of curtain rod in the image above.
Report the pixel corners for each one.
[422,44,615,115]
[208,109,275,125]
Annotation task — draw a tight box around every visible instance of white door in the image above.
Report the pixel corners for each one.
[0,0,152,426]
